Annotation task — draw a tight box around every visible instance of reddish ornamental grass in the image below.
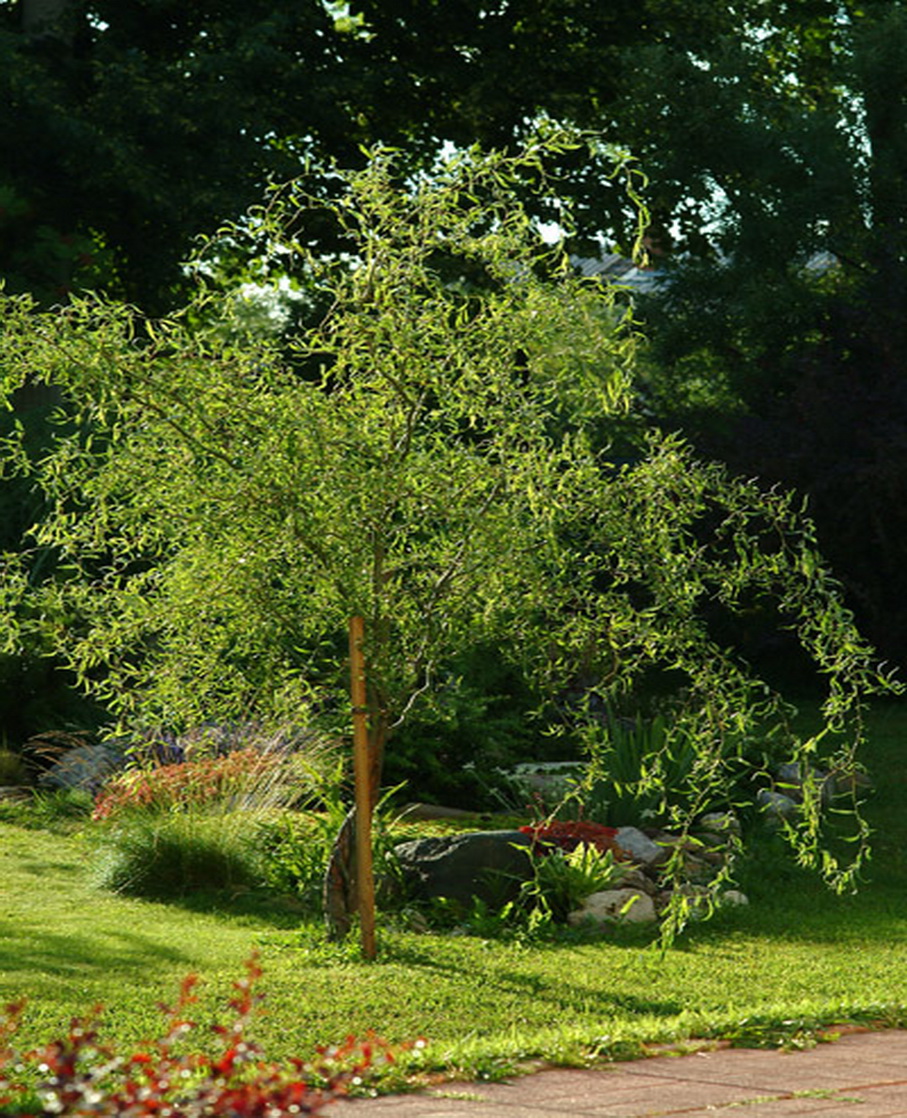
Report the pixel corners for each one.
[92,749,285,822]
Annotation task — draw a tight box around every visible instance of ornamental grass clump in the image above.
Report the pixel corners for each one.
[92,746,299,821]
[90,736,342,899]
[0,954,402,1117]
[91,811,270,897]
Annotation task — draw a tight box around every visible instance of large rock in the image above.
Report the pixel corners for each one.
[776,762,835,806]
[757,788,799,827]
[394,830,534,908]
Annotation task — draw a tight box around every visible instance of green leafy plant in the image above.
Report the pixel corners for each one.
[255,806,350,911]
[572,714,705,827]
[412,893,557,943]
[256,784,408,914]
[384,640,551,807]
[520,841,631,923]
[421,836,631,939]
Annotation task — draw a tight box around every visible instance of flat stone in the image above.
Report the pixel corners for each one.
[568,888,657,925]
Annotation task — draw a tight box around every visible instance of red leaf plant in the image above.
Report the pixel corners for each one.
[0,954,406,1117]
[519,820,625,858]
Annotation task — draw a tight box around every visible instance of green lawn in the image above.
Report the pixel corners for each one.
[2,701,907,1085]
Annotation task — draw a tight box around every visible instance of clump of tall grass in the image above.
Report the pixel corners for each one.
[90,728,343,899]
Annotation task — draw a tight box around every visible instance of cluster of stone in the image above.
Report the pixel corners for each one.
[566,815,746,926]
[756,761,873,827]
[393,812,747,928]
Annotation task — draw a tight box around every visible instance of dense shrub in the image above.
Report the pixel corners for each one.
[0,955,403,1117]
[385,640,559,806]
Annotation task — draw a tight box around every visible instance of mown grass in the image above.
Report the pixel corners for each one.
[2,700,907,1085]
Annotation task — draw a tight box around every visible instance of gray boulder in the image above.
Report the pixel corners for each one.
[698,811,742,839]
[614,826,666,867]
[394,830,534,908]
[776,762,835,806]
[757,788,800,826]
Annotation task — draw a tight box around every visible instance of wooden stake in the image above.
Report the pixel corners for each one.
[349,615,376,960]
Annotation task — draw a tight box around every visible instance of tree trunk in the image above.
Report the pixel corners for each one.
[323,708,388,941]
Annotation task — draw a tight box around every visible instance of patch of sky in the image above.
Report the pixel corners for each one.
[233,276,308,337]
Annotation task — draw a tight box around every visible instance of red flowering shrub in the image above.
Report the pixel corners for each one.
[92,749,286,821]
[0,955,405,1117]
[519,820,623,857]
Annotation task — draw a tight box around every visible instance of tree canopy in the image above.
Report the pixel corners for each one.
[0,141,895,925]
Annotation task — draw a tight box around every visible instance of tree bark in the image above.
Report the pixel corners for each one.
[323,706,388,941]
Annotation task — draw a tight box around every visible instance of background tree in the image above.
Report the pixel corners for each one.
[0,0,838,311]
[0,0,366,310]
[0,141,894,936]
[627,2,907,664]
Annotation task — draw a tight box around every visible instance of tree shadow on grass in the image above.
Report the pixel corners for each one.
[0,920,191,979]
[671,879,907,951]
[113,887,312,930]
[14,855,87,878]
[372,937,687,1020]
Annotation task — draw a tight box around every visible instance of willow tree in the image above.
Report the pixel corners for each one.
[0,135,894,937]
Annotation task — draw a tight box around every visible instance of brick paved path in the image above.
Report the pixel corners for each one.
[330,1029,907,1116]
